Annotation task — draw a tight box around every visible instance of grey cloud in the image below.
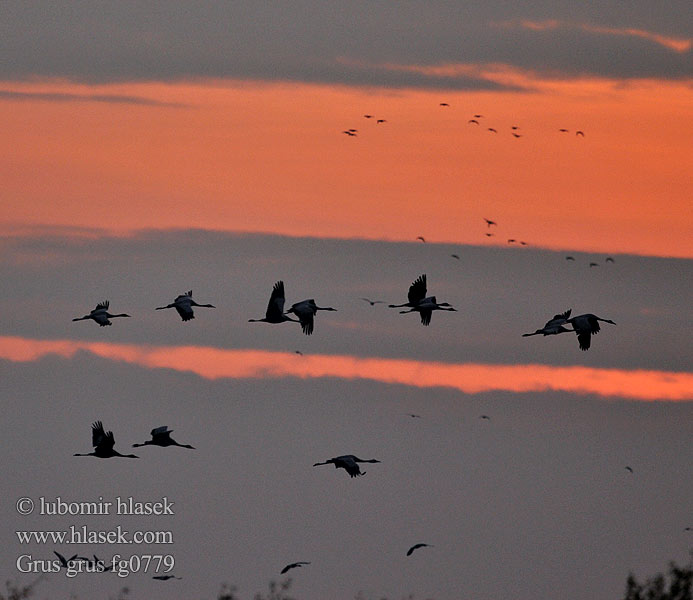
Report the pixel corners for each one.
[0,2,690,86]
[0,89,191,107]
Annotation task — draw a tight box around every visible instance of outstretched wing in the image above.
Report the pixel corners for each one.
[407,274,427,305]
[94,300,109,311]
[266,281,286,320]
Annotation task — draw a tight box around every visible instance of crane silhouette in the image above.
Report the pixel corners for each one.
[155,290,215,321]
[360,297,385,306]
[399,296,456,326]
[133,426,195,449]
[280,561,311,574]
[54,551,79,569]
[407,543,433,556]
[566,313,616,351]
[389,274,427,310]
[248,281,300,326]
[74,421,138,458]
[484,218,497,228]
[72,301,131,327]
[286,299,337,336]
[522,309,573,337]
[313,455,380,478]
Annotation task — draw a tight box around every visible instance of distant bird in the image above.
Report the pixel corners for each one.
[576,130,585,137]
[485,232,494,237]
[450,254,460,260]
[522,309,573,337]
[133,426,195,449]
[281,562,310,575]
[511,133,522,138]
[360,298,385,306]
[389,274,427,310]
[363,114,373,119]
[416,236,426,243]
[606,257,615,263]
[407,543,433,556]
[484,218,497,228]
[376,119,387,124]
[566,313,616,351]
[407,413,421,418]
[685,527,692,531]
[286,299,337,335]
[54,551,78,569]
[507,239,516,244]
[248,281,299,326]
[313,455,380,478]
[342,130,357,136]
[479,415,491,420]
[511,125,520,130]
[399,296,456,326]
[519,241,528,246]
[294,350,304,356]
[625,466,634,473]
[473,114,484,118]
[74,421,138,459]
[589,262,599,267]
[559,128,569,133]
[565,256,575,261]
[156,290,215,322]
[72,300,131,327]
[439,102,449,107]
[153,575,182,580]
[487,127,497,133]
[468,119,479,125]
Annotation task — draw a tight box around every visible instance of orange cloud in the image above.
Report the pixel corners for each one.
[1,78,691,258]
[1,336,691,402]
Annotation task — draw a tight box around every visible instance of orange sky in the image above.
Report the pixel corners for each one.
[1,77,691,257]
[2,336,691,401]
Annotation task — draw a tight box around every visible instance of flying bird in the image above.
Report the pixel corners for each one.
[473,114,484,118]
[479,415,491,420]
[54,551,79,569]
[511,133,522,138]
[360,298,385,306]
[398,296,456,326]
[450,254,460,260]
[625,466,634,474]
[406,543,433,556]
[74,421,138,459]
[416,236,426,243]
[559,128,569,133]
[485,232,494,237]
[606,257,615,263]
[439,102,449,107]
[133,426,195,449]
[281,562,311,575]
[487,128,497,133]
[589,262,599,267]
[388,274,427,310]
[566,313,616,351]
[565,256,575,261]
[153,575,182,580]
[342,130,357,136]
[72,300,131,327]
[522,309,573,337]
[468,119,479,125]
[286,299,337,336]
[576,130,585,137]
[313,455,381,478]
[407,413,421,418]
[376,119,387,124]
[507,239,516,244]
[363,114,373,119]
[248,281,300,326]
[155,290,215,322]
[484,218,497,228]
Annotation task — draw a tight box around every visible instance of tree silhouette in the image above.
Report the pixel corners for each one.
[623,554,693,600]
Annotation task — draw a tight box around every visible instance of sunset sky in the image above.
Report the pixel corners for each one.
[1,3,691,600]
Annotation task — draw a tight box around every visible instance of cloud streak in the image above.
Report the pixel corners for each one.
[0,88,190,107]
[2,336,691,401]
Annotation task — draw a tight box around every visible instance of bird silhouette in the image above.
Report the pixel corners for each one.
[487,128,497,133]
[589,262,599,267]
[576,130,585,137]
[133,426,195,449]
[153,575,182,580]
[416,236,426,243]
[522,309,573,337]
[565,256,575,261]
[342,130,357,136]
[511,133,522,138]
[484,218,497,228]
[286,299,337,335]
[248,281,300,326]
[313,455,380,478]
[606,257,615,263]
[281,561,311,574]
[468,119,479,125]
[72,300,131,327]
[360,298,385,306]
[559,128,569,133]
[399,296,457,326]
[439,102,449,107]
[54,551,79,569]
[156,290,215,322]
[625,466,634,473]
[566,313,616,351]
[376,119,387,124]
[74,421,138,458]
[389,274,427,310]
[450,254,460,260]
[363,114,373,119]
[479,415,491,420]
[406,543,433,556]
